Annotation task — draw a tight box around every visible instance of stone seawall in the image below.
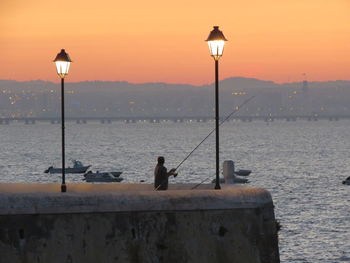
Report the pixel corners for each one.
[0,183,280,263]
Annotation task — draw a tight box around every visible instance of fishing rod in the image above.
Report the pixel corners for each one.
[154,95,255,191]
[190,175,212,190]
[174,95,255,171]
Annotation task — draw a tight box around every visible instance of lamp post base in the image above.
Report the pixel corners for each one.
[61,184,67,193]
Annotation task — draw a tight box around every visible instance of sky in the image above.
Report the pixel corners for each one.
[1,0,350,85]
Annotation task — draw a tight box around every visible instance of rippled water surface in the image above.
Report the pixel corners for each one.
[1,120,349,262]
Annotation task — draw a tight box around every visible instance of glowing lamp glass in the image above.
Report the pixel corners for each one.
[208,40,225,59]
[55,61,70,77]
[206,26,227,61]
[53,49,72,78]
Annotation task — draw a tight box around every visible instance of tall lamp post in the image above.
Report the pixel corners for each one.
[54,49,72,193]
[206,26,227,190]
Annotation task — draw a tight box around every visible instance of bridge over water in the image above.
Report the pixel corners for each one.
[0,115,348,124]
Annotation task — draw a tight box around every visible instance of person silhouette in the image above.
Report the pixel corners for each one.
[154,156,177,190]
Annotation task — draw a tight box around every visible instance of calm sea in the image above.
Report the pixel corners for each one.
[1,120,349,262]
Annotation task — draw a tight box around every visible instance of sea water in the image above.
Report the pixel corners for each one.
[0,120,349,262]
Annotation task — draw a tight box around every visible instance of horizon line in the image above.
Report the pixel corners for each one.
[1,76,350,86]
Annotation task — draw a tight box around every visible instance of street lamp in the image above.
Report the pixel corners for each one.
[206,26,227,190]
[54,49,72,193]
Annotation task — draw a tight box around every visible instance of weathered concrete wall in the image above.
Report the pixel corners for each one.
[0,183,280,263]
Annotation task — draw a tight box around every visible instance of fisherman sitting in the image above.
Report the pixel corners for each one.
[154,156,177,190]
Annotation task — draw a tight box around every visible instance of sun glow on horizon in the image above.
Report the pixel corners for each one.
[1,0,349,85]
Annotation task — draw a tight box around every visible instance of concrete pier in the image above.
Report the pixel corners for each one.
[0,183,280,263]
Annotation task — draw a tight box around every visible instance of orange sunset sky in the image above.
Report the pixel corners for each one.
[1,0,350,85]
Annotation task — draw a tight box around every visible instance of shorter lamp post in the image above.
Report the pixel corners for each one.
[206,26,227,190]
[54,49,72,193]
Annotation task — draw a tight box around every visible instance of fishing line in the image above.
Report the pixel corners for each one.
[174,96,255,171]
[190,175,213,190]
[154,96,255,191]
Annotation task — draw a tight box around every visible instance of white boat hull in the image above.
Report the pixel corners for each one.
[45,166,91,174]
[83,171,123,183]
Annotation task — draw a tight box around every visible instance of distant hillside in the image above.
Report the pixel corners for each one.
[2,77,350,91]
[1,77,350,118]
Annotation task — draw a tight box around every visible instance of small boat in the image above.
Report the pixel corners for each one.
[211,160,251,184]
[110,171,123,177]
[83,171,123,178]
[234,170,251,176]
[342,176,350,185]
[44,160,91,174]
[83,171,124,183]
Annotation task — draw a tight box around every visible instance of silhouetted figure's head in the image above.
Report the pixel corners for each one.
[157,156,165,165]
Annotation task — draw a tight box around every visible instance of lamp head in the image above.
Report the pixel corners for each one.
[54,49,72,78]
[206,26,228,60]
